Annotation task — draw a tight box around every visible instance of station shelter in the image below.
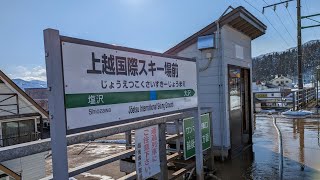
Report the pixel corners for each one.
[165,6,267,157]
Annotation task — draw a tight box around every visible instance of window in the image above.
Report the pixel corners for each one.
[271,93,274,96]
[235,44,244,59]
[276,81,279,83]
[1,119,36,147]
[229,67,241,110]
[286,81,289,83]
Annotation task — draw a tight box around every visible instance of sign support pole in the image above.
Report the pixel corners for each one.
[159,123,168,180]
[194,59,204,180]
[208,112,215,171]
[44,29,69,180]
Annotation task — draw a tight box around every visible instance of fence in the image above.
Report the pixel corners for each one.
[0,108,213,180]
[253,87,316,112]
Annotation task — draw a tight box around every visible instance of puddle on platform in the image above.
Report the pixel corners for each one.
[213,116,320,180]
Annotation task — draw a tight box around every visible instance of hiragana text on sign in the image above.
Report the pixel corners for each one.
[101,80,186,90]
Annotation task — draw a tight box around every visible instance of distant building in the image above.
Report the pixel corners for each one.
[25,88,48,112]
[270,75,293,87]
[0,70,48,180]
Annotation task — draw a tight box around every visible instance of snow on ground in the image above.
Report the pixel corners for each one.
[282,110,313,117]
[81,173,114,180]
[83,144,126,155]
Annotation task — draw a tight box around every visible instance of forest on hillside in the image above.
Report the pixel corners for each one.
[252,40,320,82]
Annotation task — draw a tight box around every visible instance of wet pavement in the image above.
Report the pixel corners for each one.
[214,115,320,180]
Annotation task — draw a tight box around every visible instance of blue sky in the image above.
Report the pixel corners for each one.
[1,0,320,81]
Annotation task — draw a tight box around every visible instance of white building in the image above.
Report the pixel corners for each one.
[165,6,266,157]
[270,75,293,87]
[0,70,48,180]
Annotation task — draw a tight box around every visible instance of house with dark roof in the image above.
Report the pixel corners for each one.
[0,70,48,180]
[165,6,267,157]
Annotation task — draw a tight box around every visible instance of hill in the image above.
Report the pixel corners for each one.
[253,40,320,82]
[12,79,47,90]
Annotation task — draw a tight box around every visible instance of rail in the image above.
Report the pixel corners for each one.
[0,108,213,180]
[253,87,316,112]
[272,116,283,180]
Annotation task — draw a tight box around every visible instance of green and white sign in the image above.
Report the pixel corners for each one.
[183,113,211,160]
[61,41,197,130]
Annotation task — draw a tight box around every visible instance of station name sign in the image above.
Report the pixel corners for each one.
[58,38,197,130]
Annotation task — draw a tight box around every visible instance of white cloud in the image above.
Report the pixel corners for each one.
[9,66,47,81]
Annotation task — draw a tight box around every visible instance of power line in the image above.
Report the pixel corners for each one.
[279,0,296,27]
[303,0,319,38]
[242,0,291,47]
[262,0,296,43]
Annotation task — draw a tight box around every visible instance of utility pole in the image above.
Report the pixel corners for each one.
[263,0,320,109]
[316,65,320,108]
[297,0,303,90]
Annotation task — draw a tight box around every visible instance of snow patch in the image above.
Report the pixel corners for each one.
[282,110,313,116]
[13,78,47,90]
[81,172,114,180]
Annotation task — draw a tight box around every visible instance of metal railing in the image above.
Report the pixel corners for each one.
[253,87,316,112]
[0,108,213,180]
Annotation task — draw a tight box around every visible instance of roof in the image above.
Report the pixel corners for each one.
[25,88,48,100]
[0,70,49,118]
[271,75,292,81]
[165,6,267,55]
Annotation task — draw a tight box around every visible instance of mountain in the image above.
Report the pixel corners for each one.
[12,79,47,90]
[253,40,320,83]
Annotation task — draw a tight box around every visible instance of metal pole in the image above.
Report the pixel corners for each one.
[208,112,215,171]
[316,80,319,108]
[44,29,69,180]
[316,66,320,108]
[297,0,303,94]
[194,59,204,180]
[125,131,132,150]
[40,116,44,139]
[316,75,319,108]
[158,123,168,180]
[174,119,181,156]
[293,91,296,111]
[15,94,19,114]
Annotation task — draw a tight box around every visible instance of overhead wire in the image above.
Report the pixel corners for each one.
[242,0,291,48]
[279,0,297,27]
[244,0,296,79]
[303,0,319,38]
[301,0,320,70]
[262,0,296,43]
